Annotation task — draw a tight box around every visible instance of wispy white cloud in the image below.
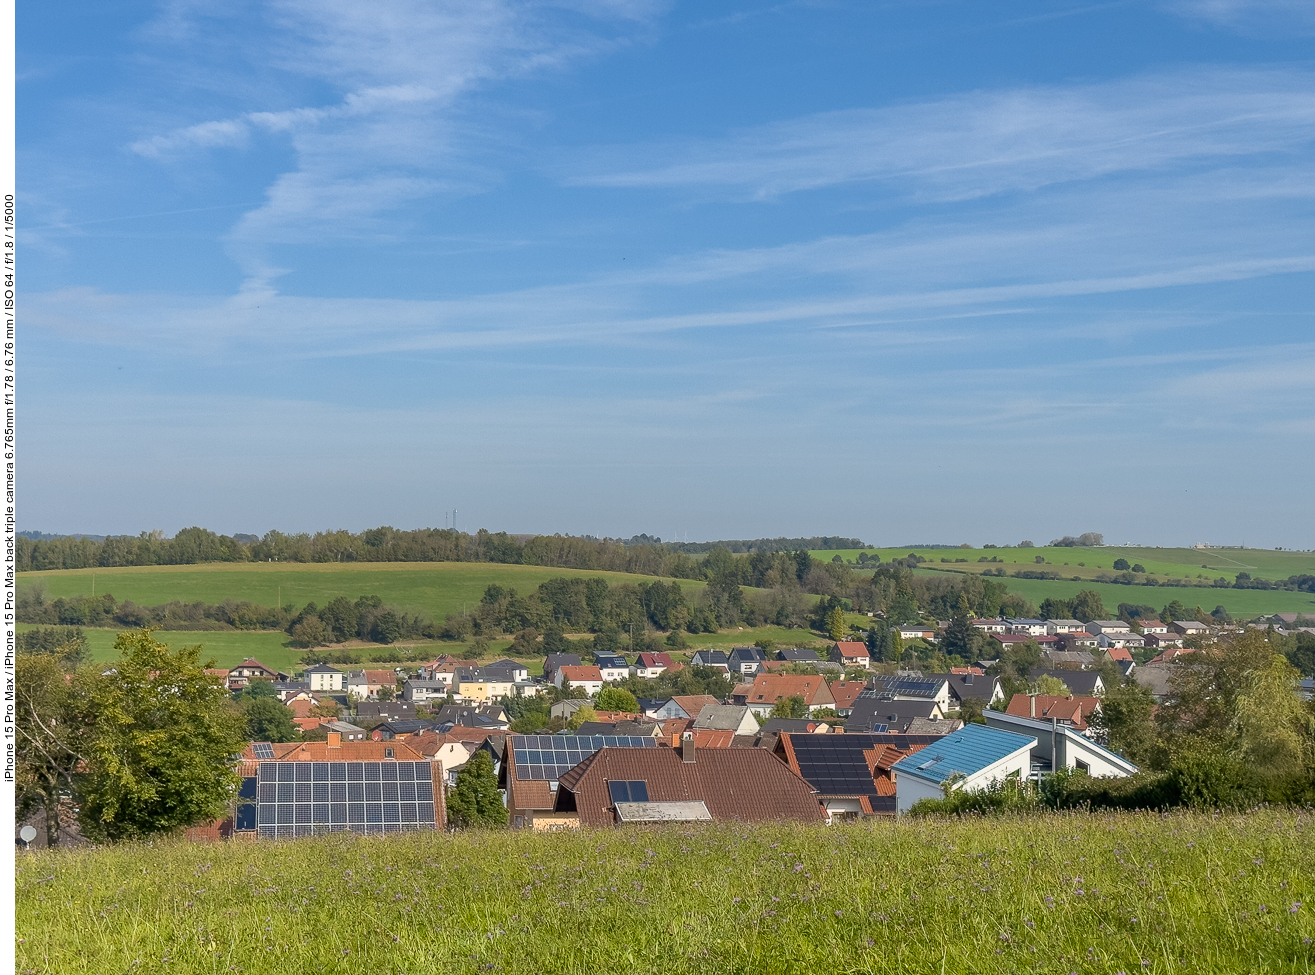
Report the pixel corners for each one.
[1168,0,1315,34]
[565,67,1315,201]
[131,0,664,284]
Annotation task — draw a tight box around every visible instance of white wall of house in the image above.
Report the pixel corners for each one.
[895,748,1032,815]
[308,669,344,692]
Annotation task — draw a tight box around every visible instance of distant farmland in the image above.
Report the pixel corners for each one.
[18,561,709,621]
[814,545,1315,617]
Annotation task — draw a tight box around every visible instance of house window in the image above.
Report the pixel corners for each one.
[607,780,649,803]
[384,747,394,759]
[1075,759,1090,774]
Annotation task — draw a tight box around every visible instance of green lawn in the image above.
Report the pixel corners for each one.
[17,561,710,621]
[17,810,1314,975]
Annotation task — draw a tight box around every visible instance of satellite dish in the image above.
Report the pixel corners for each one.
[19,826,37,844]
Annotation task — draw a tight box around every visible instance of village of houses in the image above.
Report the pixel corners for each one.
[205,612,1310,838]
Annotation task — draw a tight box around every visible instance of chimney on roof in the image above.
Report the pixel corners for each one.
[670,733,680,748]
[327,731,341,747]
[1029,696,1036,719]
[682,739,696,764]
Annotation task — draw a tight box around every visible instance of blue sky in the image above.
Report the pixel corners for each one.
[20,0,1315,547]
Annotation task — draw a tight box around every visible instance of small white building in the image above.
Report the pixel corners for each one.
[303,664,345,693]
[554,665,604,696]
[890,724,1037,815]
[984,710,1139,779]
[1085,620,1132,636]
[1045,619,1087,634]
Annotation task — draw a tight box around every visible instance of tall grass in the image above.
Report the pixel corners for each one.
[17,810,1314,974]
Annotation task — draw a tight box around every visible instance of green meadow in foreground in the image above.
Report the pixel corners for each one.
[17,811,1314,975]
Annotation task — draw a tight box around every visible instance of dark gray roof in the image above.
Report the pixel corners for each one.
[1028,668,1102,696]
[864,675,948,700]
[777,648,821,662]
[691,650,729,665]
[847,698,942,733]
[759,717,828,734]
[923,672,997,701]
[728,646,767,663]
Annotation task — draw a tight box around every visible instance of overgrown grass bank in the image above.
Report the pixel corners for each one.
[17,811,1315,974]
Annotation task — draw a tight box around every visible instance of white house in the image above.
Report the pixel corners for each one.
[1004,619,1048,636]
[890,724,1037,815]
[1045,619,1087,634]
[402,679,451,704]
[303,664,345,693]
[1085,620,1131,636]
[554,665,604,696]
[983,710,1139,779]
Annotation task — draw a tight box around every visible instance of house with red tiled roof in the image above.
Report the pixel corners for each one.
[634,652,676,679]
[1148,646,1194,664]
[1005,694,1101,733]
[732,674,836,716]
[554,665,603,695]
[832,642,871,668]
[826,679,868,717]
[554,741,825,826]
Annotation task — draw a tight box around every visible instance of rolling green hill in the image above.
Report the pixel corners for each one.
[18,561,709,621]
[814,545,1315,617]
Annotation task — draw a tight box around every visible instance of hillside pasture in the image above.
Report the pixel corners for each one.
[814,545,1315,580]
[17,562,710,625]
[808,546,1314,617]
[17,810,1314,975]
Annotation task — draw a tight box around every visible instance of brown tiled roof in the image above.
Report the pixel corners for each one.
[834,641,869,659]
[286,700,319,718]
[1005,694,1101,730]
[734,674,835,707]
[512,779,555,812]
[669,695,721,718]
[363,669,398,685]
[556,746,824,826]
[683,729,735,748]
[559,665,602,682]
[827,680,868,711]
[659,718,694,738]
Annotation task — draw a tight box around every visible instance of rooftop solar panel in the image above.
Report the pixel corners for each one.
[254,762,437,836]
[511,734,658,782]
[253,742,275,759]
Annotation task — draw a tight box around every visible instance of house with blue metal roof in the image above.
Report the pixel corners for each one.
[890,723,1036,814]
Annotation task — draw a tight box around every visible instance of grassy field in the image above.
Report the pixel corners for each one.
[810,546,1315,618]
[17,811,1314,975]
[17,562,710,621]
[812,545,1315,580]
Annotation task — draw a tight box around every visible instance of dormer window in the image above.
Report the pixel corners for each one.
[384,747,394,758]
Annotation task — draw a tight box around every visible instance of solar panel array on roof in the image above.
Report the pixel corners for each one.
[254,761,437,838]
[859,677,943,700]
[252,742,275,759]
[786,732,947,796]
[787,736,883,797]
[511,735,658,781]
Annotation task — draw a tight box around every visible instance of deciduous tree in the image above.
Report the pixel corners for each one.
[77,630,248,843]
